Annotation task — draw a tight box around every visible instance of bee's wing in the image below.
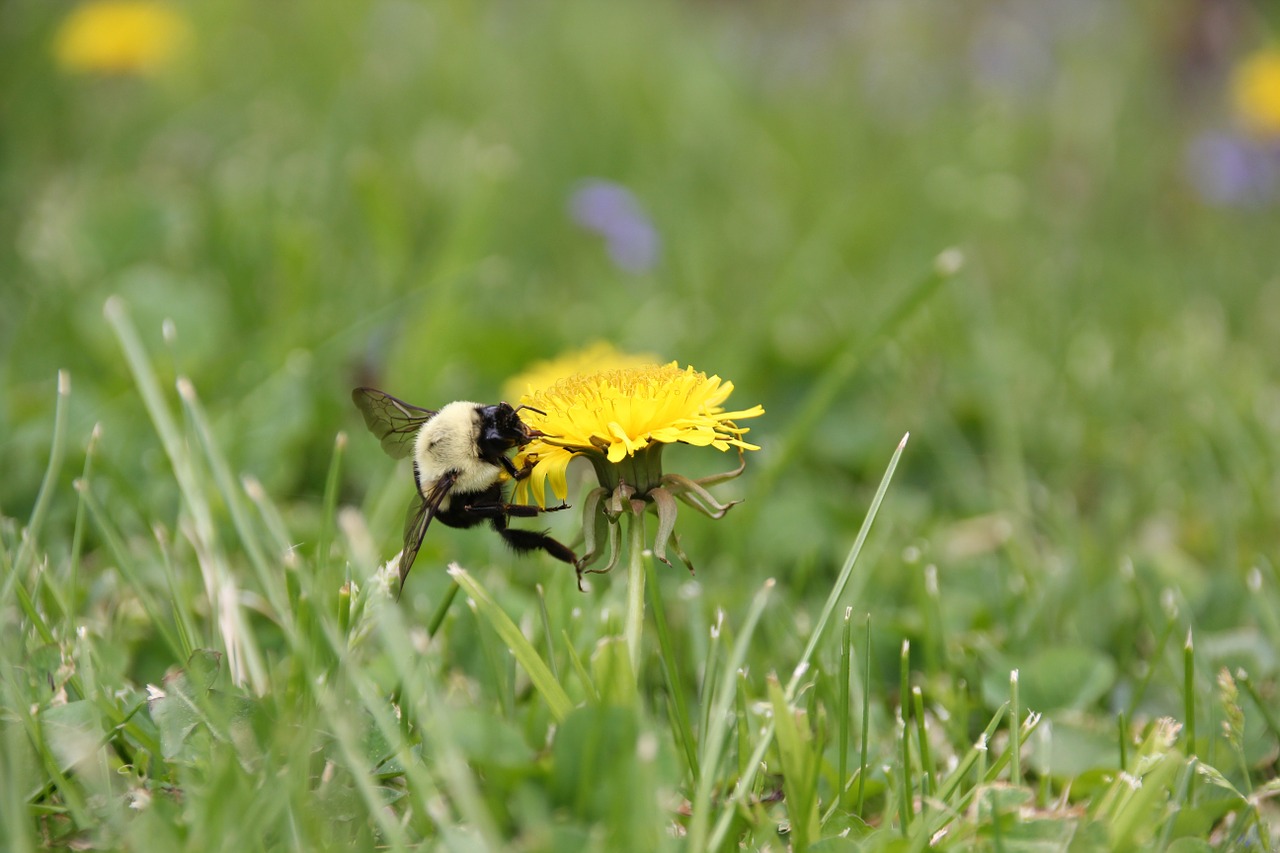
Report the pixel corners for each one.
[396,470,458,598]
[352,387,437,460]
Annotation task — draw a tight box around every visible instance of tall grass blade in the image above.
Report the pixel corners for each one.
[899,715,913,835]
[371,604,506,848]
[104,297,268,692]
[858,613,872,817]
[646,559,700,782]
[687,578,775,851]
[1009,669,1021,787]
[912,686,933,800]
[177,378,288,619]
[1184,629,1196,753]
[65,424,101,629]
[535,583,560,682]
[76,484,185,660]
[1117,712,1128,771]
[837,607,853,805]
[11,372,70,585]
[316,432,346,581]
[768,673,821,850]
[900,639,914,831]
[563,629,600,705]
[427,579,460,639]
[710,433,908,850]
[449,565,573,722]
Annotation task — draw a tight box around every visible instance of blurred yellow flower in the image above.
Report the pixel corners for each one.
[54,0,189,76]
[502,341,660,402]
[515,362,763,507]
[1231,49,1280,139]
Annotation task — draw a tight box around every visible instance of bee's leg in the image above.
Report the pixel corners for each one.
[501,502,571,515]
[497,455,521,478]
[483,508,579,567]
[460,501,570,518]
[493,524,578,566]
[501,528,578,565]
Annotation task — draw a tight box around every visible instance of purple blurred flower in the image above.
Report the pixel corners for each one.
[568,179,661,273]
[1184,131,1280,207]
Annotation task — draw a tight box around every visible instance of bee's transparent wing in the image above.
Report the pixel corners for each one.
[396,470,457,598]
[352,387,437,460]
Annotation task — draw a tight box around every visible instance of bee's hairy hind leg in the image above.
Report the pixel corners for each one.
[459,501,570,519]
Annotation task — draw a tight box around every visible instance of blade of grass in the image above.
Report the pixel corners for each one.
[563,629,600,705]
[11,575,55,648]
[837,607,853,806]
[535,584,561,682]
[75,482,185,661]
[858,614,872,817]
[982,710,1043,786]
[299,565,476,847]
[427,579,461,639]
[1,667,91,828]
[937,703,1009,802]
[913,686,933,800]
[316,432,347,583]
[1123,602,1178,720]
[241,475,294,559]
[687,578,776,851]
[449,565,573,722]
[735,669,750,784]
[899,715,913,835]
[1118,712,1129,771]
[65,423,101,633]
[11,371,70,583]
[467,596,514,717]
[177,378,289,620]
[104,297,267,692]
[699,609,724,755]
[646,559,700,783]
[900,639,914,832]
[1184,629,1196,753]
[709,433,908,850]
[370,601,506,848]
[768,673,821,850]
[1,677,36,853]
[153,523,198,661]
[1010,669,1021,787]
[1094,721,1183,849]
[1236,669,1280,745]
[911,704,1011,846]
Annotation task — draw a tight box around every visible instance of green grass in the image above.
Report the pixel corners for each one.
[4,0,1280,849]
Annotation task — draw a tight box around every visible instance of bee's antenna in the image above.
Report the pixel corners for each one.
[514,404,547,417]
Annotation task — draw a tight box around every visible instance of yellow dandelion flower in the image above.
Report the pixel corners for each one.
[54,0,189,76]
[508,360,762,602]
[501,341,660,402]
[1231,48,1280,139]
[516,362,764,507]
[511,359,762,672]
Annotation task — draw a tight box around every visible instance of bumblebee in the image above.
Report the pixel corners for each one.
[353,387,577,595]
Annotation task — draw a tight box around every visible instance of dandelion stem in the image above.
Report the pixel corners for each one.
[624,510,647,677]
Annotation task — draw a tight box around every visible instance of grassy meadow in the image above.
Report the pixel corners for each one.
[3,0,1280,849]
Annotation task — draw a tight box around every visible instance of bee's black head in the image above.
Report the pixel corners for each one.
[477,402,535,454]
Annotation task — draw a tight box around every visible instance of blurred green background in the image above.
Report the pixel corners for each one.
[3,0,1279,694]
